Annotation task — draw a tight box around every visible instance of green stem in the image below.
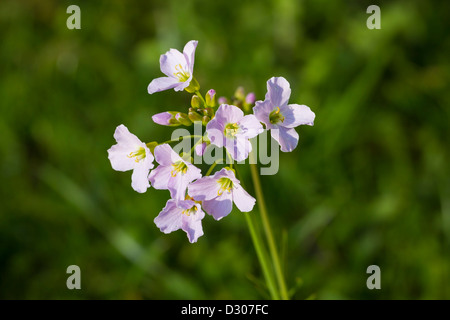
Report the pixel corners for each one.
[234,166,279,300]
[205,160,219,176]
[249,151,289,300]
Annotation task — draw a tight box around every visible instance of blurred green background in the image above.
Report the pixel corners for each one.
[1,0,449,299]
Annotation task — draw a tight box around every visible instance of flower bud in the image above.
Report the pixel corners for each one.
[202,107,214,118]
[205,89,216,107]
[245,92,256,105]
[191,95,202,108]
[202,115,210,126]
[218,97,228,105]
[234,86,245,101]
[188,109,203,122]
[175,112,192,126]
[152,111,181,126]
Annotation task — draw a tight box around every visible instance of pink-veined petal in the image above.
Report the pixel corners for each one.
[188,176,221,201]
[238,114,264,139]
[232,184,256,212]
[202,191,233,221]
[154,144,181,166]
[160,48,188,78]
[206,118,225,148]
[147,76,180,94]
[214,104,244,126]
[280,104,315,128]
[271,126,299,152]
[131,162,151,193]
[148,165,172,190]
[154,200,183,234]
[225,136,251,162]
[183,40,198,74]
[266,77,291,107]
[181,204,205,243]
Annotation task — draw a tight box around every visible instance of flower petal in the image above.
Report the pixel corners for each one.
[206,118,225,148]
[154,200,183,234]
[131,162,151,193]
[181,204,205,243]
[154,144,181,166]
[107,144,136,172]
[224,136,251,162]
[183,40,198,74]
[214,104,244,126]
[238,114,264,139]
[280,104,315,128]
[160,48,188,78]
[202,192,233,220]
[147,76,180,94]
[266,77,291,107]
[271,126,299,152]
[232,184,256,212]
[148,165,172,190]
[113,124,143,147]
[188,176,221,201]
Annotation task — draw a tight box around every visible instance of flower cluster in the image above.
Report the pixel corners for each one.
[108,40,315,243]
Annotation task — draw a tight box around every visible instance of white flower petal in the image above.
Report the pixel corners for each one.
[154,200,183,234]
[160,48,188,78]
[183,40,198,74]
[202,192,233,221]
[266,77,291,107]
[148,77,180,94]
[271,126,299,152]
[131,162,151,193]
[233,184,256,212]
[281,104,315,128]
[188,176,221,201]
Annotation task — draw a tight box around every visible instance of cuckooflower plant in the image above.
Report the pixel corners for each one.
[108,40,315,300]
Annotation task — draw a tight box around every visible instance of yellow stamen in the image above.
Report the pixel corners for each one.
[224,122,240,139]
[269,107,285,124]
[171,160,188,177]
[173,64,190,82]
[217,177,234,196]
[127,147,146,163]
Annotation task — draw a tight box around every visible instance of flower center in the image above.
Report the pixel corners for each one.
[173,64,190,82]
[182,205,198,216]
[217,177,234,196]
[269,107,285,124]
[224,122,240,139]
[171,160,188,177]
[127,147,146,163]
